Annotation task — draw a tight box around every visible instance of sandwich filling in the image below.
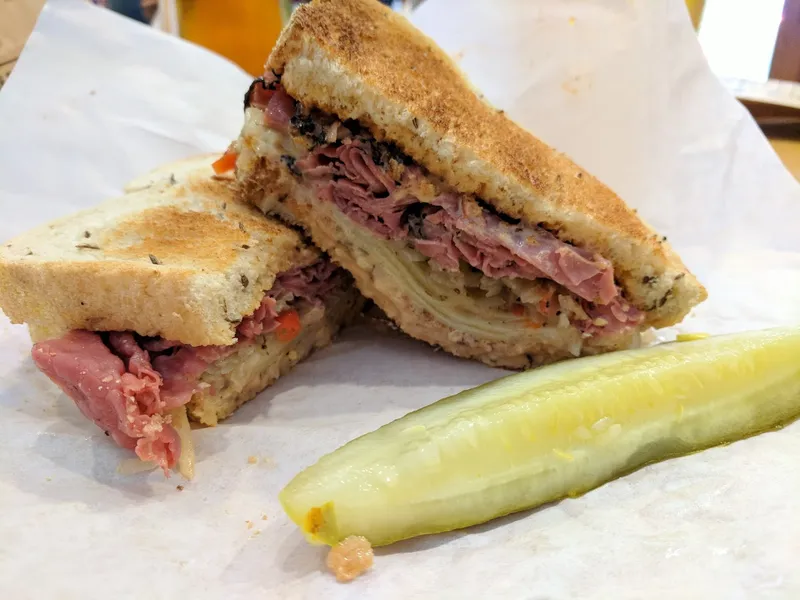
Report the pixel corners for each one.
[31,259,343,474]
[239,76,643,342]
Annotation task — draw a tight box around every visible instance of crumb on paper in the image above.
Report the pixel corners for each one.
[248,455,258,464]
[261,514,268,521]
[568,16,576,25]
[45,477,52,482]
[561,73,592,96]
[176,485,184,491]
[326,536,374,583]
[246,520,254,529]
[562,77,580,95]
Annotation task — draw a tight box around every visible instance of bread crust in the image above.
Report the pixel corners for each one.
[265,0,706,326]
[0,156,319,347]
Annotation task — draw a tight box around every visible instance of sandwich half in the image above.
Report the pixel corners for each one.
[232,0,707,369]
[0,156,362,478]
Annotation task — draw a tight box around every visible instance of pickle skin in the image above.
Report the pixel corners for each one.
[280,328,800,547]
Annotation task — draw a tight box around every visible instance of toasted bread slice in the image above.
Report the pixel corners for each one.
[0,156,319,347]
[5,156,364,477]
[258,0,706,328]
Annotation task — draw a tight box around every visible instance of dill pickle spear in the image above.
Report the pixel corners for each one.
[280,328,800,547]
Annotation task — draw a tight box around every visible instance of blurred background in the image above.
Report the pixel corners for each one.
[149,0,420,75]
[2,0,800,174]
[109,0,800,85]
[2,1,797,85]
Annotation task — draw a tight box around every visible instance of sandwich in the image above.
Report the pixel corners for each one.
[230,0,707,369]
[0,155,362,478]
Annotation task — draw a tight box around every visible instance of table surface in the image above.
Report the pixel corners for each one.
[0,0,44,83]
[769,138,800,180]
[1,0,799,181]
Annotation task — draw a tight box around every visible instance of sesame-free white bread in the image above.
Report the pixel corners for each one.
[252,0,706,328]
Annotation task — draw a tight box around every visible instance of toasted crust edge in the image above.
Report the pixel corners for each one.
[264,0,706,327]
[7,261,225,347]
[0,160,320,347]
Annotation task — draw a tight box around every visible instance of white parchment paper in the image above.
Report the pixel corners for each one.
[1,1,799,598]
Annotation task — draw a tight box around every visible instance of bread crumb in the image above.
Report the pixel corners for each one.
[568,16,576,25]
[248,455,258,464]
[246,520,253,529]
[176,485,184,491]
[326,536,374,583]
[261,514,268,521]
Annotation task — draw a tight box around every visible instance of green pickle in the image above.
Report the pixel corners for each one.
[280,328,800,546]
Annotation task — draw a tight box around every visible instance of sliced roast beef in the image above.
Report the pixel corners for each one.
[413,238,461,271]
[265,85,642,335]
[31,258,344,472]
[32,331,180,472]
[264,86,295,132]
[337,143,397,194]
[141,338,183,353]
[245,72,295,132]
[581,300,641,335]
[237,296,281,340]
[270,259,342,303]
[297,139,619,305]
[299,143,416,238]
[425,194,618,305]
[248,82,275,110]
[153,345,234,409]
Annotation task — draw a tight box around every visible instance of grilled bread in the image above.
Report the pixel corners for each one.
[234,0,706,368]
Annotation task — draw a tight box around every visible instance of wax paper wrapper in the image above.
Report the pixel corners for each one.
[0,0,799,598]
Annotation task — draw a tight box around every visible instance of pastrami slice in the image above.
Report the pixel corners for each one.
[29,257,346,474]
[249,83,641,336]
